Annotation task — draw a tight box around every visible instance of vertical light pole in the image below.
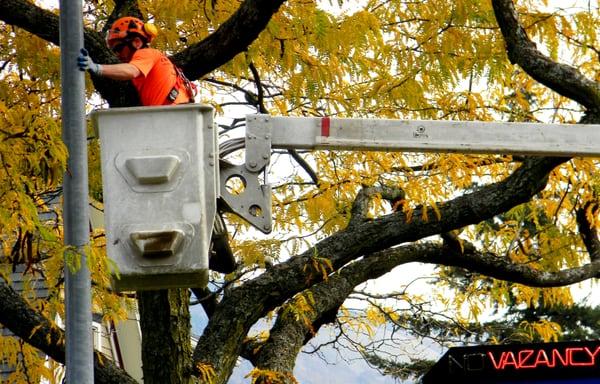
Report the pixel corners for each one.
[59,0,94,382]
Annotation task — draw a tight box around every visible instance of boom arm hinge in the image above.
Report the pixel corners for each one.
[218,115,273,233]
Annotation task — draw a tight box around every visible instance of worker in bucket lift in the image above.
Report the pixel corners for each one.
[77,16,195,106]
[78,17,236,274]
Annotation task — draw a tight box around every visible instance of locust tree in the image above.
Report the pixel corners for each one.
[1,0,600,383]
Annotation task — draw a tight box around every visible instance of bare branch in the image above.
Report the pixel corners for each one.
[288,149,320,185]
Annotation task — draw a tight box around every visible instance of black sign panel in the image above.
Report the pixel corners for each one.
[422,340,600,383]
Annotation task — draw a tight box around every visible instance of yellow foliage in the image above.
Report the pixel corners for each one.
[246,368,299,384]
[235,238,282,268]
[283,292,316,333]
[302,248,333,284]
[2,0,600,378]
[365,305,392,326]
[196,362,216,384]
[520,320,562,342]
[0,332,56,383]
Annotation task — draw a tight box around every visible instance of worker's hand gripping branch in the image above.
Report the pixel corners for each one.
[77,48,102,76]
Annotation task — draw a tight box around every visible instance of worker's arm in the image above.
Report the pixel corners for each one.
[77,48,141,80]
[97,63,141,80]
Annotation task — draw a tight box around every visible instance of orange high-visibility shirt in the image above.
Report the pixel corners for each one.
[129,48,190,106]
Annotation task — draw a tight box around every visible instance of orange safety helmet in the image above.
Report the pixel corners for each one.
[106,16,158,48]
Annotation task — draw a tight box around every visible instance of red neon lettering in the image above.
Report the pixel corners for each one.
[518,349,536,368]
[534,349,552,368]
[503,352,518,368]
[488,351,503,369]
[568,347,594,366]
[488,345,600,371]
[551,348,568,367]
[589,346,600,361]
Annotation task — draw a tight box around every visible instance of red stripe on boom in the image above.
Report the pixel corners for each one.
[321,116,330,137]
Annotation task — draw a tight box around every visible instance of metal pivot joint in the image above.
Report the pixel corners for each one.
[219,115,273,233]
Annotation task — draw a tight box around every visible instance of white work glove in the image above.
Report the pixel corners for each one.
[77,48,102,76]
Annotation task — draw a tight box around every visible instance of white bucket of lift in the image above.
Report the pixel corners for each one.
[91,104,217,291]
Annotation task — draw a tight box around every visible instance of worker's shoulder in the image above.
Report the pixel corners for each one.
[133,47,165,59]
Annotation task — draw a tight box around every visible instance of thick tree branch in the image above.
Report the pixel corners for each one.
[105,0,144,35]
[171,0,286,80]
[0,0,61,46]
[137,289,195,384]
[433,241,600,287]
[576,201,600,261]
[0,278,137,384]
[491,0,600,110]
[193,155,567,382]
[250,245,421,378]
[336,157,565,263]
[349,185,405,226]
[251,234,600,378]
[191,286,218,318]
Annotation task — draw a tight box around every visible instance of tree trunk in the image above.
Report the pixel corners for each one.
[138,289,195,384]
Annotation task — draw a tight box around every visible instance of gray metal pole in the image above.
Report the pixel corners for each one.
[59,0,94,382]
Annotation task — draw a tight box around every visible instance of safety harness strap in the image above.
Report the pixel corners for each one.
[171,62,196,103]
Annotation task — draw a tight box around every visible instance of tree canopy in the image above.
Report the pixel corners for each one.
[1,0,599,383]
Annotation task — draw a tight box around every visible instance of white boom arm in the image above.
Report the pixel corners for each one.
[220,114,599,233]
[248,114,600,156]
